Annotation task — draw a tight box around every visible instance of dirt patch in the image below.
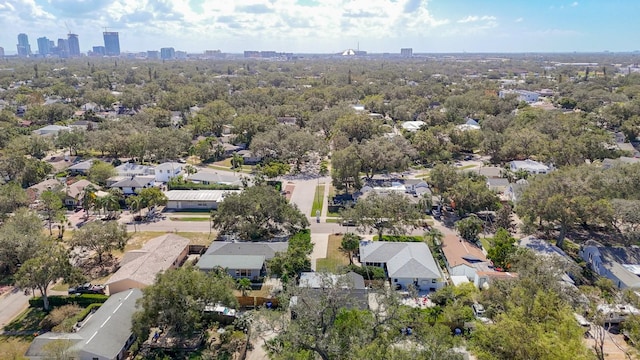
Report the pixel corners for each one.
[78,254,119,280]
[284,184,295,202]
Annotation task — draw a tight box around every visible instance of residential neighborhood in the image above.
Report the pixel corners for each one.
[2,44,640,360]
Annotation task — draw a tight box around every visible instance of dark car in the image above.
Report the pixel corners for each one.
[68,283,105,295]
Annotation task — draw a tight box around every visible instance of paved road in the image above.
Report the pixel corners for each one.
[0,288,31,331]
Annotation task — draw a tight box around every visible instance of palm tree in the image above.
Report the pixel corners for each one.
[82,184,97,220]
[126,195,143,232]
[425,228,444,247]
[237,278,252,297]
[103,194,120,219]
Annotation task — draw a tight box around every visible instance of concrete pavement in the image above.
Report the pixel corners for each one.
[0,288,31,331]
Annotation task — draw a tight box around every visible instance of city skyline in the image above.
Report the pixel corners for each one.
[0,0,639,55]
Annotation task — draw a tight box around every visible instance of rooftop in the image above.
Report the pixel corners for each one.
[197,254,265,270]
[165,190,240,202]
[440,234,488,268]
[359,241,441,279]
[299,271,366,290]
[105,234,190,290]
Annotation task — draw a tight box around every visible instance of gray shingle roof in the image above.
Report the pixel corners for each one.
[197,255,265,270]
[202,242,288,258]
[26,289,142,360]
[360,242,441,279]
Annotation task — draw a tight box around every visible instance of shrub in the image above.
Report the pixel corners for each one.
[29,294,109,308]
[40,304,81,331]
[346,265,386,280]
[373,235,423,242]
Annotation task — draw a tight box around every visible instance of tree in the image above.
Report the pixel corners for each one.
[40,189,65,236]
[138,187,168,209]
[212,185,309,240]
[70,221,129,264]
[331,144,362,191]
[429,164,460,195]
[0,208,48,274]
[88,160,116,186]
[455,215,483,242]
[15,242,83,311]
[449,177,500,215]
[341,192,422,240]
[0,182,29,218]
[55,129,86,156]
[339,233,361,265]
[260,161,291,179]
[425,228,444,246]
[486,228,516,269]
[232,113,277,146]
[495,204,515,233]
[267,230,314,281]
[230,153,244,171]
[237,278,252,297]
[132,265,238,340]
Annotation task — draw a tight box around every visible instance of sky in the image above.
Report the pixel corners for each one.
[0,0,638,54]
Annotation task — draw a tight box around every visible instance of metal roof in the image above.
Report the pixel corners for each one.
[165,190,241,202]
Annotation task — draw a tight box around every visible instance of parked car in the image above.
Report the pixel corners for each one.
[472,303,486,317]
[68,283,105,295]
[341,219,356,226]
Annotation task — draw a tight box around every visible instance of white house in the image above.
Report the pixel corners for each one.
[499,89,540,103]
[32,124,71,136]
[154,162,183,183]
[115,163,155,177]
[510,159,551,175]
[359,241,444,291]
[401,121,426,132]
[580,240,640,289]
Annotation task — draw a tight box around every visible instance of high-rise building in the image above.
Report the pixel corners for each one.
[0,47,4,58]
[103,31,120,56]
[400,48,413,57]
[37,37,50,56]
[57,38,69,58]
[17,33,31,57]
[147,50,159,59]
[67,34,80,57]
[160,47,175,60]
[92,46,105,56]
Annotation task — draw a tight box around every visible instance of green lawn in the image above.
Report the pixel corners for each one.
[310,185,325,217]
[315,234,350,272]
[4,307,47,332]
[326,218,340,223]
[0,335,31,359]
[480,237,493,251]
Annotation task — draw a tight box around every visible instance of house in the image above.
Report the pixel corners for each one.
[602,157,640,169]
[510,159,551,175]
[504,179,529,204]
[63,179,99,208]
[456,118,481,131]
[298,271,369,309]
[68,159,94,176]
[197,241,288,280]
[401,121,426,132]
[68,120,97,131]
[108,176,155,195]
[165,190,241,211]
[277,117,298,125]
[32,124,71,136]
[359,241,444,291]
[154,162,183,183]
[187,172,244,186]
[519,236,575,285]
[499,89,539,103]
[236,150,262,165]
[105,234,190,294]
[580,240,640,289]
[115,163,155,177]
[221,142,242,156]
[474,271,518,289]
[27,178,64,202]
[486,178,510,193]
[440,233,492,281]
[25,288,142,360]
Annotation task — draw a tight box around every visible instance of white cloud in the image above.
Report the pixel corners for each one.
[571,1,579,7]
[457,15,496,23]
[515,17,523,23]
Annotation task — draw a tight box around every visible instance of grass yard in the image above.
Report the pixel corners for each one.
[0,335,31,359]
[125,231,216,252]
[310,185,325,217]
[4,307,47,332]
[315,234,350,273]
[480,237,493,252]
[169,217,210,222]
[326,218,340,223]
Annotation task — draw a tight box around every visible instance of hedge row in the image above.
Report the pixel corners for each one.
[52,303,102,332]
[373,235,424,242]
[29,294,109,308]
